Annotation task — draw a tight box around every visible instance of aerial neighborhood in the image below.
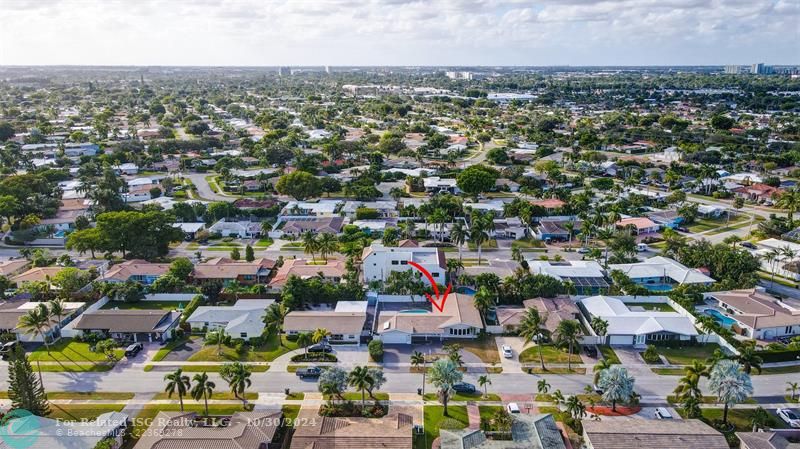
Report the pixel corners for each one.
[0,62,798,449]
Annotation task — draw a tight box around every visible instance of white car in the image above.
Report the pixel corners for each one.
[507,403,520,414]
[654,407,673,419]
[778,408,800,428]
[502,345,513,358]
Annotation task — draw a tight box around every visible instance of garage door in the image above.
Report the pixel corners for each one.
[380,332,411,344]
[609,335,633,345]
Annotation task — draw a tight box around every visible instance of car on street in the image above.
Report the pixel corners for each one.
[125,343,143,358]
[578,247,590,254]
[502,345,513,358]
[295,366,323,379]
[452,383,476,394]
[654,407,673,419]
[778,408,800,428]
[308,343,333,353]
[507,403,521,414]
[741,241,757,249]
[0,341,20,360]
[583,345,598,357]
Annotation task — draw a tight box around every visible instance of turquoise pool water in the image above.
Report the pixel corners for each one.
[399,309,429,314]
[704,309,737,328]
[457,287,477,295]
[644,284,674,292]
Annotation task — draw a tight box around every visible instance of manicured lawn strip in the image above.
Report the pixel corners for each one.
[423,392,501,402]
[143,364,269,373]
[478,405,504,421]
[50,404,125,421]
[35,363,114,372]
[667,395,756,405]
[188,333,297,362]
[598,345,621,364]
[46,392,135,400]
[657,344,720,365]
[324,392,390,401]
[286,392,305,400]
[468,239,498,250]
[254,238,274,248]
[757,365,800,375]
[677,407,786,445]
[417,406,469,449]
[652,368,685,375]
[519,344,582,364]
[152,391,258,400]
[28,338,124,363]
[101,301,183,311]
[526,367,586,374]
[282,405,301,427]
[445,338,501,364]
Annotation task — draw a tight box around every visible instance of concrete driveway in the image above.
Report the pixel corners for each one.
[494,336,525,372]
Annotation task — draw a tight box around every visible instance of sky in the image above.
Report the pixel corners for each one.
[0,0,797,66]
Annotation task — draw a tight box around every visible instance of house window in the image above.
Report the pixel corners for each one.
[786,326,793,334]
[432,273,439,277]
[240,333,247,338]
[391,261,399,265]
[400,260,408,265]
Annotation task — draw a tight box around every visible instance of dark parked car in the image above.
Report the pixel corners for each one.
[308,343,333,353]
[741,241,757,249]
[295,367,323,379]
[125,343,143,357]
[0,341,20,360]
[452,382,476,394]
[583,345,598,357]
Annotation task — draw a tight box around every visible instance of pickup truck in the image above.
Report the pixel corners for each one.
[295,367,322,379]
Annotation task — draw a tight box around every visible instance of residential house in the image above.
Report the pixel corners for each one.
[38,200,92,232]
[737,431,800,449]
[647,210,684,229]
[171,222,206,240]
[192,257,275,285]
[582,417,728,449]
[0,258,30,278]
[0,298,85,342]
[279,216,346,237]
[577,295,699,346]
[376,294,483,344]
[208,218,262,238]
[464,200,506,217]
[494,297,581,334]
[112,163,139,176]
[268,259,346,288]
[533,219,581,242]
[704,289,800,340]
[494,178,520,192]
[492,217,528,240]
[341,200,398,219]
[281,200,341,217]
[99,260,170,285]
[531,198,566,211]
[732,183,783,203]
[440,414,565,449]
[362,243,446,283]
[186,299,273,340]
[423,177,460,195]
[12,266,72,286]
[134,410,282,449]
[290,409,413,449]
[2,411,129,449]
[527,260,610,295]
[609,256,715,291]
[283,301,368,344]
[616,217,660,235]
[72,309,181,343]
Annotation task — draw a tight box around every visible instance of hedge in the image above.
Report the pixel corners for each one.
[758,349,800,363]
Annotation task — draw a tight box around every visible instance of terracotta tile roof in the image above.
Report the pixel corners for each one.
[268,259,346,288]
[616,217,658,230]
[709,289,800,330]
[531,198,566,209]
[12,267,70,284]
[0,259,30,277]
[378,294,483,335]
[100,260,170,282]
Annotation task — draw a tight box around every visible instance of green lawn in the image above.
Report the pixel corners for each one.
[511,239,546,250]
[416,406,469,449]
[478,405,504,422]
[254,238,274,248]
[757,365,800,375]
[652,368,685,375]
[326,392,390,401]
[468,239,498,251]
[35,363,114,372]
[445,337,501,364]
[101,300,183,311]
[286,392,305,400]
[152,391,258,400]
[687,215,748,234]
[50,404,125,421]
[423,392,501,402]
[188,333,298,362]
[676,407,786,445]
[525,367,586,374]
[282,405,301,427]
[28,338,124,363]
[657,344,721,365]
[46,392,134,400]
[598,345,621,364]
[281,243,306,251]
[519,344,582,364]
[144,364,269,373]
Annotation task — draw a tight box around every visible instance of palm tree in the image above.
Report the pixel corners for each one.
[215,327,227,356]
[554,319,582,372]
[317,233,339,262]
[221,362,252,408]
[190,372,215,416]
[164,368,191,412]
[787,382,799,401]
[411,351,427,395]
[469,213,490,266]
[735,342,763,374]
[297,332,312,355]
[450,222,466,261]
[518,308,547,370]
[348,366,374,408]
[565,395,586,420]
[492,408,513,434]
[776,188,800,225]
[477,375,491,398]
[593,359,612,384]
[473,286,494,322]
[48,299,65,336]
[262,303,290,347]
[17,303,52,353]
[590,317,608,340]
[302,231,320,263]
[537,379,550,396]
[552,389,565,409]
[428,359,463,417]
[312,328,331,344]
[750,406,770,432]
[762,248,782,289]
[598,365,635,412]
[708,360,753,426]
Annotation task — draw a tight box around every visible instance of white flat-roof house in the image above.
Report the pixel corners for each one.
[362,243,446,284]
[208,218,262,238]
[185,299,274,341]
[527,260,610,295]
[609,256,715,292]
[578,295,699,347]
[281,200,341,217]
[423,177,460,195]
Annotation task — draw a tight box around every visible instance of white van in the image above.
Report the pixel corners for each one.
[507,403,521,414]
[655,407,673,419]
[637,243,649,252]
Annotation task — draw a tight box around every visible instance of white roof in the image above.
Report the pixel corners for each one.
[722,172,763,184]
[335,301,369,313]
[464,201,506,212]
[757,238,800,253]
[342,200,397,213]
[528,260,605,280]
[579,295,698,336]
[283,200,340,214]
[187,299,274,326]
[127,177,155,186]
[172,222,205,233]
[386,168,437,177]
[423,177,458,188]
[609,256,715,285]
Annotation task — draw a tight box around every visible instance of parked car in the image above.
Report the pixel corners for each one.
[578,247,590,254]
[295,367,323,379]
[125,343,143,358]
[583,345,598,357]
[0,341,20,360]
[502,345,513,358]
[654,407,673,419]
[308,343,333,353]
[778,408,800,428]
[676,226,689,232]
[507,402,521,414]
[592,384,604,395]
[741,241,757,249]
[452,383,476,394]
[636,243,649,252]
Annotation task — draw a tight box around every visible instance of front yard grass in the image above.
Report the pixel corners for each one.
[652,368,685,375]
[444,337,500,364]
[101,300,183,311]
[187,333,298,362]
[525,367,586,374]
[50,404,125,421]
[468,239,498,251]
[151,337,196,362]
[423,392,501,402]
[657,343,720,365]
[598,345,621,364]
[46,392,134,400]
[416,406,469,449]
[152,391,258,400]
[28,338,124,363]
[143,364,269,373]
[519,344,582,365]
[676,407,786,445]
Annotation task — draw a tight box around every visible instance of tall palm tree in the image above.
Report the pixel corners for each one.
[312,328,331,344]
[598,365,635,412]
[477,375,491,398]
[17,303,52,354]
[787,382,799,401]
[317,233,339,262]
[164,368,191,412]
[469,212,491,266]
[735,342,763,374]
[518,308,547,370]
[47,299,65,336]
[190,372,215,416]
[709,360,753,426]
[776,188,800,225]
[221,362,252,408]
[262,303,290,347]
[302,231,320,263]
[565,395,586,420]
[762,248,782,289]
[473,286,494,322]
[450,222,466,261]
[554,319,582,372]
[750,406,770,432]
[348,365,374,409]
[411,351,427,395]
[297,332,312,355]
[428,359,462,417]
[537,379,550,396]
[215,327,227,356]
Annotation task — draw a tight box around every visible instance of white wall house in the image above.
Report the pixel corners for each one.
[376,294,483,344]
[362,243,446,284]
[186,299,273,341]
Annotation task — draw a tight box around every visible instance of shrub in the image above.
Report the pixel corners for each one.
[642,345,660,364]
[180,295,204,324]
[368,339,384,362]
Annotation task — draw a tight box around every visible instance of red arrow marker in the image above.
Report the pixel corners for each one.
[407,261,453,312]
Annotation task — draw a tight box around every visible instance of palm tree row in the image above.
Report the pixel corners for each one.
[164,364,252,414]
[302,231,339,263]
[16,299,68,354]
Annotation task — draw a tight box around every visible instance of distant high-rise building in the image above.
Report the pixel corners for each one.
[325,65,330,74]
[750,63,773,75]
[445,71,473,80]
[724,65,743,74]
[278,66,291,77]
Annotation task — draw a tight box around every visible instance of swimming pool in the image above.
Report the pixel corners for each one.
[399,309,429,314]
[703,309,737,328]
[457,287,477,295]
[644,284,674,292]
